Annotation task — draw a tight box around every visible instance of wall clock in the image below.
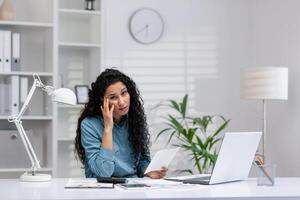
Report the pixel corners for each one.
[128,8,164,44]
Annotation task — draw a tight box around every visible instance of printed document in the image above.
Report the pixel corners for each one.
[65,178,113,189]
[145,147,180,174]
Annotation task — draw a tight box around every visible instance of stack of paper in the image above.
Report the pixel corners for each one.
[65,178,113,189]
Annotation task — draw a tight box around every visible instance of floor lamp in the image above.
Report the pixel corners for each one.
[241,67,288,164]
[8,74,77,182]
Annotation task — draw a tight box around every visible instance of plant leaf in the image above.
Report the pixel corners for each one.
[169,100,181,113]
[167,130,177,144]
[168,115,184,133]
[208,138,222,150]
[211,119,230,138]
[155,127,172,141]
[180,94,188,118]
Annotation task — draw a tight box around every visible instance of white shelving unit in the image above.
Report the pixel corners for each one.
[0,21,53,28]
[0,71,53,77]
[0,116,53,120]
[53,0,102,178]
[0,0,54,179]
[0,0,102,179]
[59,42,101,48]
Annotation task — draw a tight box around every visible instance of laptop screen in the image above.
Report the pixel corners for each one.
[209,132,261,184]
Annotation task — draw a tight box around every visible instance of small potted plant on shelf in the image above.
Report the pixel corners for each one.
[155,94,230,174]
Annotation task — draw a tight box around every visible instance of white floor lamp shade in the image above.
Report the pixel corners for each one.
[241,67,288,163]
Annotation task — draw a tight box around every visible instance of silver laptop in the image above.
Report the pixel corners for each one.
[167,132,261,185]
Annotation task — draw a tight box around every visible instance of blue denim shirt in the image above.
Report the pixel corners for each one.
[80,116,150,178]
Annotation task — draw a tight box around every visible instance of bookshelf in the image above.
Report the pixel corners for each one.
[0,0,54,178]
[54,0,102,178]
[0,0,102,178]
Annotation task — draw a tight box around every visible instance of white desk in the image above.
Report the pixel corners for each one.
[0,178,300,200]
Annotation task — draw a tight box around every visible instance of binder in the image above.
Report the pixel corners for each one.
[20,76,28,104]
[3,30,11,72]
[11,75,19,115]
[0,30,4,72]
[11,32,20,71]
[3,76,11,114]
[0,77,4,114]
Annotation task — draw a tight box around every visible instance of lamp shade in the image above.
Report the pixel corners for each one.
[51,88,77,105]
[241,67,288,100]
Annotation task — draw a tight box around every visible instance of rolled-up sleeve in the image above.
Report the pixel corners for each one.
[81,118,115,177]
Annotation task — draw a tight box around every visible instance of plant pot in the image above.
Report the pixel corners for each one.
[0,0,16,21]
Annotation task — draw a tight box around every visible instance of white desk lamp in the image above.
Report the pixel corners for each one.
[8,74,77,182]
[241,67,288,163]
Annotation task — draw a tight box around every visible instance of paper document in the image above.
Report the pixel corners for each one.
[131,179,198,190]
[65,178,113,189]
[145,148,180,174]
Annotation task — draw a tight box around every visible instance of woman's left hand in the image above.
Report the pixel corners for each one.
[145,167,168,179]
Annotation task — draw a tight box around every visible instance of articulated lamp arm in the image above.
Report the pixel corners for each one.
[8,75,46,175]
[8,74,76,181]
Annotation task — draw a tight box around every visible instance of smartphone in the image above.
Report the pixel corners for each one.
[117,183,151,189]
[96,176,127,184]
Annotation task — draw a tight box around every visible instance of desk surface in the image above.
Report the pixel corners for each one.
[1,178,300,200]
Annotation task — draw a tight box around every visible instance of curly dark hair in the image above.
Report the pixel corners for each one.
[74,68,150,165]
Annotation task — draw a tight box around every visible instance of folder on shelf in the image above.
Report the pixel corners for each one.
[11,32,20,71]
[0,30,4,72]
[11,75,19,115]
[3,30,11,72]
[3,76,10,114]
[20,76,28,115]
[20,76,28,104]
[0,77,4,114]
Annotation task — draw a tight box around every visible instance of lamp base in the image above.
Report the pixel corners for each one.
[20,172,51,182]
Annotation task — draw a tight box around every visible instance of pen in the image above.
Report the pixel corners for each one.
[255,155,264,165]
[254,159,274,185]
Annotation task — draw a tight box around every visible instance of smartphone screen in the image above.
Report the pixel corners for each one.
[118,183,150,189]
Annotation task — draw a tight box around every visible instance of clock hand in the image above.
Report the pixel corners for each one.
[134,24,149,36]
[146,24,149,38]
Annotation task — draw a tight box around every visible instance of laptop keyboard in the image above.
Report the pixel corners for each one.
[182,176,212,184]
[164,175,211,183]
[184,176,211,181]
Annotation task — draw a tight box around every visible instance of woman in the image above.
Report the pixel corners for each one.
[75,68,166,179]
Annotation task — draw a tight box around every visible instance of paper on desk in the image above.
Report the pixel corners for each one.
[133,179,198,189]
[144,148,180,174]
[65,178,113,189]
[135,179,182,186]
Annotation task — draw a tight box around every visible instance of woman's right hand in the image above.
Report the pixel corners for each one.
[101,97,114,130]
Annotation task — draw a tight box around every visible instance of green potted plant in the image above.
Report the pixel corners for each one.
[156,94,230,174]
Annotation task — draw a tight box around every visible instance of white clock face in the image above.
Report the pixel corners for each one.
[129,8,164,44]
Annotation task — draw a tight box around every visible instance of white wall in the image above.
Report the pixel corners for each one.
[102,0,300,176]
[249,0,300,176]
